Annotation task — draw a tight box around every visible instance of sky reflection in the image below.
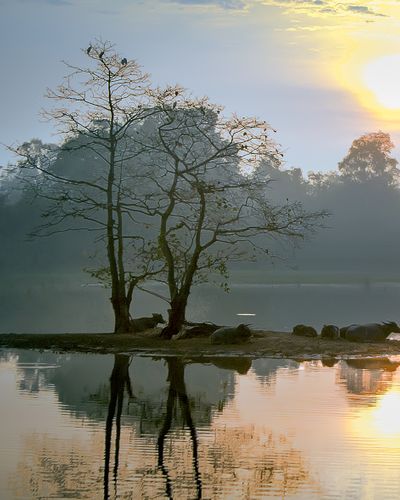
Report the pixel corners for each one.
[1,351,400,499]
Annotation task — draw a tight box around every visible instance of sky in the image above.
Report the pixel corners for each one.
[1,0,400,174]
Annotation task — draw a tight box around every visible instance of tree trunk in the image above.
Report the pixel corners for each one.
[159,294,188,339]
[111,294,133,334]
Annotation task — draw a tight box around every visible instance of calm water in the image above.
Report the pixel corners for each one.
[2,281,400,332]
[2,351,400,498]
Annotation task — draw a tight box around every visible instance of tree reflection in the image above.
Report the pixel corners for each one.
[6,352,321,498]
[35,351,400,498]
[157,357,202,499]
[103,355,204,498]
[104,354,132,500]
[338,358,400,399]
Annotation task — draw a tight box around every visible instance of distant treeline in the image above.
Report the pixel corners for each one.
[1,130,399,278]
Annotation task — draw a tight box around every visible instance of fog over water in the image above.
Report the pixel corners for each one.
[2,280,400,333]
[2,129,400,332]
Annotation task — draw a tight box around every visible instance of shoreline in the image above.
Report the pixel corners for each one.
[2,330,400,360]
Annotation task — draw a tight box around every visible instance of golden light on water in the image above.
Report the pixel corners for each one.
[350,387,400,447]
[6,356,400,498]
[372,390,400,436]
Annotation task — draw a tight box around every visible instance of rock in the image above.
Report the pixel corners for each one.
[344,322,400,342]
[320,324,340,340]
[292,324,318,338]
[210,324,252,345]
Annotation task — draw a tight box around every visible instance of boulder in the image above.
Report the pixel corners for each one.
[320,324,340,340]
[292,324,318,338]
[210,324,252,345]
[344,322,400,342]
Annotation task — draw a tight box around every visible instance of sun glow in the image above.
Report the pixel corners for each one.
[318,14,400,126]
[363,55,400,111]
[332,50,400,125]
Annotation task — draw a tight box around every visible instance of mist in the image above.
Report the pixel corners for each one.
[2,130,400,332]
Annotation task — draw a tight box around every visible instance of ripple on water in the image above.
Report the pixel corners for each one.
[2,351,400,499]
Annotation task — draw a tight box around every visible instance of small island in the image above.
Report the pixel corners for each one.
[2,330,400,360]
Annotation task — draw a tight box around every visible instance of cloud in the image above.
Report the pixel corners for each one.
[345,4,387,17]
[164,0,388,18]
[167,0,247,9]
[262,0,388,19]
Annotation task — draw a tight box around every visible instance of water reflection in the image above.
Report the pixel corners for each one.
[338,358,400,400]
[157,357,201,500]
[3,351,400,498]
[104,354,132,499]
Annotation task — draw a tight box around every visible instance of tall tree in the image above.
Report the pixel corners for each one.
[135,93,327,338]
[11,43,326,337]
[338,131,400,185]
[13,42,162,333]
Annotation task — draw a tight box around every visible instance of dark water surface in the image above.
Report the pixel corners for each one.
[2,281,400,332]
[2,350,400,499]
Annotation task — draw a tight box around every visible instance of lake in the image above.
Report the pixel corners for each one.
[2,280,400,332]
[2,349,400,499]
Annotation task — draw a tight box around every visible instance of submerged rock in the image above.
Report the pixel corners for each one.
[321,357,338,367]
[346,357,400,371]
[209,356,252,374]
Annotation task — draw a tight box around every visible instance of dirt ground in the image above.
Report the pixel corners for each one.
[2,329,400,360]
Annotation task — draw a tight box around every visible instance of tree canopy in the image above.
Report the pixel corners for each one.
[338,131,399,185]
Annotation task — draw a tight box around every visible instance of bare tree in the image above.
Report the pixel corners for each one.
[13,41,163,333]
[11,42,326,337]
[134,93,327,338]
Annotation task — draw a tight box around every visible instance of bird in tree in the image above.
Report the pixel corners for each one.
[86,46,92,55]
[13,41,158,335]
[121,57,127,65]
